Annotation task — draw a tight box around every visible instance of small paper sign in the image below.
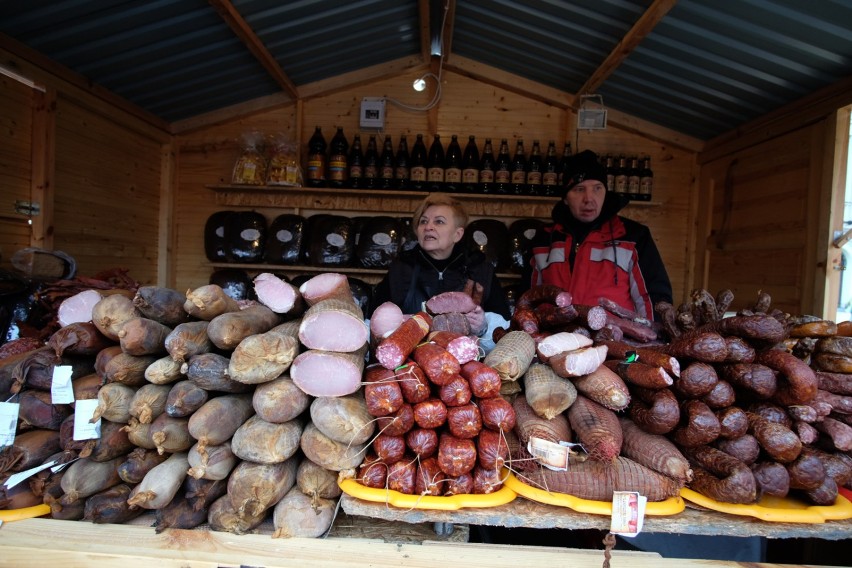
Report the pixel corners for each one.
[0,401,20,447]
[610,491,647,537]
[4,460,58,489]
[51,365,75,404]
[528,437,570,470]
[73,399,101,441]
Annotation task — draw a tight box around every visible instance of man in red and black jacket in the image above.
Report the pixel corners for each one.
[522,149,672,320]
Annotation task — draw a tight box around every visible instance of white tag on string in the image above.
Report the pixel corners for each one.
[610,491,647,537]
[0,401,20,447]
[73,399,101,440]
[51,365,75,404]
[3,460,58,489]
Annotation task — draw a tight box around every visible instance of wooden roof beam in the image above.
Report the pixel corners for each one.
[572,0,678,107]
[209,0,299,101]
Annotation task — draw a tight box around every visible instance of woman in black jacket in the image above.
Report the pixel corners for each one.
[370,193,511,335]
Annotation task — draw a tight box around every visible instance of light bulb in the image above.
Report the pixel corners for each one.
[412,77,427,92]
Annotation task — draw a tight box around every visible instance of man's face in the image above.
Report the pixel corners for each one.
[564,179,606,223]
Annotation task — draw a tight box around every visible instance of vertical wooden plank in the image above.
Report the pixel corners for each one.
[158,141,176,287]
[30,86,55,250]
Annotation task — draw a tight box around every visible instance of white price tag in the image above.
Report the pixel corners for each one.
[610,491,647,538]
[527,438,585,471]
[4,460,58,489]
[73,399,101,441]
[51,365,75,404]
[0,401,20,447]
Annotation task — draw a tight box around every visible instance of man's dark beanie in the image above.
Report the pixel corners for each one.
[562,150,607,196]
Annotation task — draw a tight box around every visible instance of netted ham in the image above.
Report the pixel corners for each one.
[298,298,367,352]
[290,346,367,397]
[298,272,353,306]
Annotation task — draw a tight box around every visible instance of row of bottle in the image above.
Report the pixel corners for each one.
[305,126,652,199]
[604,154,654,201]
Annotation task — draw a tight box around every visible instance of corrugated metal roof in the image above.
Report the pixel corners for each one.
[1,0,850,140]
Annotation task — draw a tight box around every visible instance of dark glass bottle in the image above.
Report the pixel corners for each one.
[557,142,572,187]
[541,140,559,196]
[494,139,511,195]
[409,134,428,191]
[510,139,527,195]
[479,138,495,194]
[394,135,411,190]
[526,140,543,196]
[640,155,654,201]
[614,154,629,195]
[444,134,463,192]
[363,134,379,189]
[379,135,395,189]
[605,153,615,192]
[461,135,480,193]
[627,155,641,197]
[327,127,348,188]
[427,134,445,191]
[306,126,327,187]
[348,134,363,189]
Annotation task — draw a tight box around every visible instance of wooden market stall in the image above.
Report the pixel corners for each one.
[1,5,852,567]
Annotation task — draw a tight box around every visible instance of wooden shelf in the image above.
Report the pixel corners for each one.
[206,184,659,219]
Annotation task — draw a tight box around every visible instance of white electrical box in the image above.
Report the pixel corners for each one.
[360,97,386,129]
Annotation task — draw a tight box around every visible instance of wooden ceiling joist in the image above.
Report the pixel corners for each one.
[572,0,679,107]
[209,0,299,101]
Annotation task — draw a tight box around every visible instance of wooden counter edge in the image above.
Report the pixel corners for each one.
[0,518,843,568]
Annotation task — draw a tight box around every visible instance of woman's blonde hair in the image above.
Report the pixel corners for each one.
[412,193,469,228]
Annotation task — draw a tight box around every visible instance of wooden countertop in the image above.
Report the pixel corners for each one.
[341,494,852,541]
[0,517,844,568]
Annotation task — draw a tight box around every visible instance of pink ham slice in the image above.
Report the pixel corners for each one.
[370,301,404,342]
[58,289,104,327]
[290,346,367,397]
[298,298,368,353]
[253,273,304,316]
[298,273,352,306]
[425,291,477,315]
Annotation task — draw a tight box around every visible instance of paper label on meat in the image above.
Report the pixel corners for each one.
[473,230,488,246]
[215,226,225,237]
[528,437,577,471]
[3,460,58,489]
[0,402,20,447]
[276,229,293,243]
[73,399,102,441]
[240,228,261,241]
[610,491,647,537]
[51,365,75,404]
[373,232,392,246]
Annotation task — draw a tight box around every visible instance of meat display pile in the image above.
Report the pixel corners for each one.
[1,274,851,538]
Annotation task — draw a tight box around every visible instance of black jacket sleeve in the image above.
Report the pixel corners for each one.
[633,224,674,314]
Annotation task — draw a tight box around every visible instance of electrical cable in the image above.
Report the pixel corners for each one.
[384,1,449,112]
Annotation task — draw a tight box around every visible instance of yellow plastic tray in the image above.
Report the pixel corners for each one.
[680,488,852,523]
[338,477,517,511]
[504,471,685,516]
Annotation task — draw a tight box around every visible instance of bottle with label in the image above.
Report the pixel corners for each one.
[306,126,327,187]
[348,134,364,189]
[605,153,615,192]
[327,127,349,188]
[444,134,463,192]
[409,134,428,191]
[427,134,445,191]
[479,138,495,194]
[379,135,395,189]
[526,140,543,196]
[557,142,573,187]
[614,154,629,195]
[394,135,411,190]
[541,140,559,196]
[363,134,379,189]
[640,155,654,201]
[461,135,480,194]
[494,139,511,195]
[627,155,641,197]
[510,139,527,195]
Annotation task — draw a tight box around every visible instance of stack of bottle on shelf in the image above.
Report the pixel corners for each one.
[304,126,653,200]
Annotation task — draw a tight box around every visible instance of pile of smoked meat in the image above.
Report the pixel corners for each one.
[1,275,851,540]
